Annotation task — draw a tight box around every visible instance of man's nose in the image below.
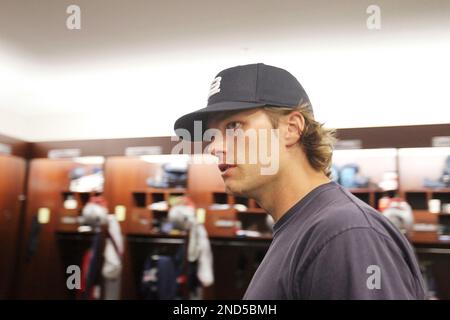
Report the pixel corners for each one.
[208,136,226,161]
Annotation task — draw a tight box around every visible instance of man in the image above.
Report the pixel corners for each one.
[174,63,425,299]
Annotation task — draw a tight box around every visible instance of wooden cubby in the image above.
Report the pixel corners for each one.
[431,190,450,205]
[205,208,238,237]
[400,189,450,211]
[206,190,269,238]
[347,188,397,210]
[56,191,104,233]
[210,191,265,214]
[399,189,450,230]
[129,188,187,235]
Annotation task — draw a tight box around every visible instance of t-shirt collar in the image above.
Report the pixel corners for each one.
[272,181,337,236]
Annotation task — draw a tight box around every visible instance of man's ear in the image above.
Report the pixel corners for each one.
[284,111,305,147]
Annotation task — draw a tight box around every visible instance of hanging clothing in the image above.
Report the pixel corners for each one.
[188,222,214,287]
[102,215,124,300]
[102,215,123,278]
[78,232,103,300]
[141,255,177,300]
[76,214,123,300]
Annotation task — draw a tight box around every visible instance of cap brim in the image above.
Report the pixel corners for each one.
[173,101,266,141]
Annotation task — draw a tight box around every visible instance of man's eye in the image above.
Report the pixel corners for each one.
[225,121,242,130]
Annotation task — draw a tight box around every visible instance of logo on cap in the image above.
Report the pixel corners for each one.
[208,76,222,98]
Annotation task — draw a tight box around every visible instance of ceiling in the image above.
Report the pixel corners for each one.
[1,0,449,142]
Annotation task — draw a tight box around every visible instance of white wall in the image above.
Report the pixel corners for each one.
[1,0,449,141]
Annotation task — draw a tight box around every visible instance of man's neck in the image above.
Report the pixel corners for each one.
[255,166,331,222]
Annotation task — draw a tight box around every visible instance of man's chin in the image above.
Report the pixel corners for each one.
[224,182,246,197]
[224,183,236,195]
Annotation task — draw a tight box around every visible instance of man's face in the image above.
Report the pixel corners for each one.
[206,108,283,197]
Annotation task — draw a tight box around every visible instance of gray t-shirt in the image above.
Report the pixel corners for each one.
[243,181,426,300]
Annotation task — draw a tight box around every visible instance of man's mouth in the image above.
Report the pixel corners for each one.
[218,163,237,174]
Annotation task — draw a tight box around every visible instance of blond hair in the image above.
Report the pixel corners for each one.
[264,102,336,177]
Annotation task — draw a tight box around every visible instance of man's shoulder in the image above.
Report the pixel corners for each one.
[303,187,395,247]
[312,189,375,230]
[287,183,403,260]
[294,197,402,274]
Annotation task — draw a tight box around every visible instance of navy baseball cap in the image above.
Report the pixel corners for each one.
[173,63,312,141]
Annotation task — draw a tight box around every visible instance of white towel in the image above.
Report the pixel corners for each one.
[188,222,214,287]
[102,215,123,279]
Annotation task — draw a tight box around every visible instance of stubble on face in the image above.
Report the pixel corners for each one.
[208,109,282,199]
